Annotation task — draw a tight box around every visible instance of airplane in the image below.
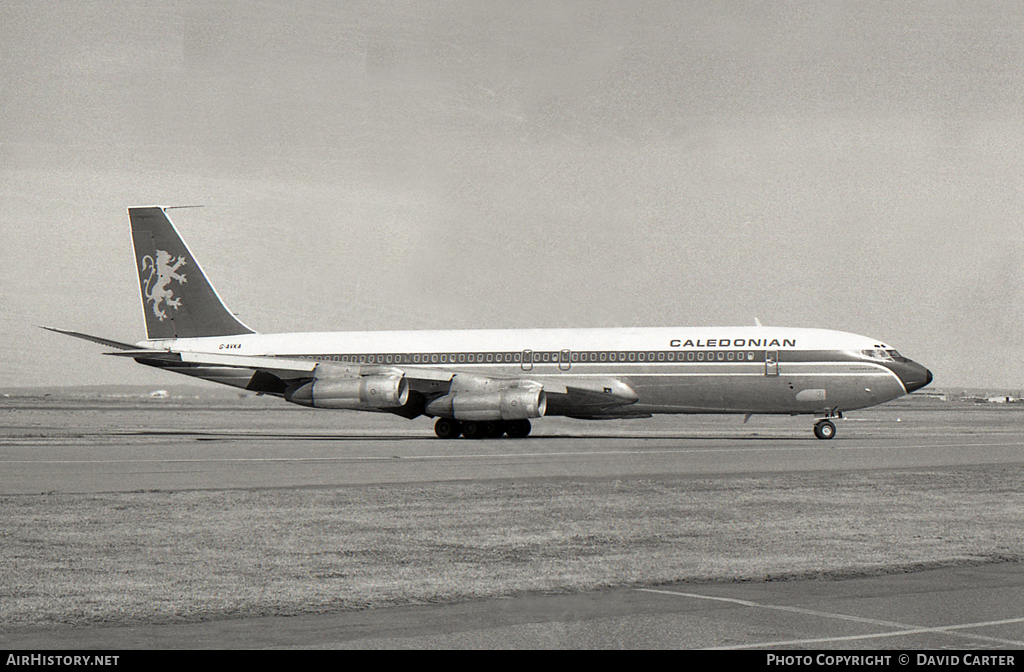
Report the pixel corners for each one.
[45,206,933,440]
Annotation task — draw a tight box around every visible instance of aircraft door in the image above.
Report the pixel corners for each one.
[765,350,779,376]
[521,349,533,371]
[559,349,571,371]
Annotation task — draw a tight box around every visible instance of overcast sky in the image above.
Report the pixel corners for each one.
[2,1,1022,389]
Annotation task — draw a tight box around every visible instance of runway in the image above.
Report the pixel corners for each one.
[2,397,1023,495]
[2,394,1023,650]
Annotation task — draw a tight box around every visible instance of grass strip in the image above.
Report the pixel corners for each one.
[2,467,1023,628]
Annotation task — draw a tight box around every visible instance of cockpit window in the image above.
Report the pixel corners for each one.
[861,349,894,361]
[886,349,905,361]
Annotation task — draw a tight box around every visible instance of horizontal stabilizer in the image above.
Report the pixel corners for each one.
[41,326,140,351]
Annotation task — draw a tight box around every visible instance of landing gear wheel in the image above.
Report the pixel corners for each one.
[813,420,836,440]
[504,419,532,439]
[487,421,507,438]
[461,421,484,439]
[434,418,462,439]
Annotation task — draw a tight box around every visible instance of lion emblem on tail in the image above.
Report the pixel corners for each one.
[141,250,187,321]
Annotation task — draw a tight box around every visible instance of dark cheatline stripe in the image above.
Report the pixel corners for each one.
[285,349,880,367]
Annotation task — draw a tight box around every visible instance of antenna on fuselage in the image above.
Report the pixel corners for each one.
[754,317,763,327]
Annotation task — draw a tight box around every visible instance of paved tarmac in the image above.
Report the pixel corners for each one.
[3,563,1022,649]
[2,399,1023,495]
[2,395,1023,649]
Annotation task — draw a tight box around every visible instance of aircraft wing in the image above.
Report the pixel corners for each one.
[42,326,638,415]
[132,351,639,412]
[106,349,321,383]
[121,351,641,415]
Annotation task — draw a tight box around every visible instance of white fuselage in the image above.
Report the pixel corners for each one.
[142,326,919,416]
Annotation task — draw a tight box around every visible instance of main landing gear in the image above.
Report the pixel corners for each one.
[813,411,842,440]
[434,418,532,439]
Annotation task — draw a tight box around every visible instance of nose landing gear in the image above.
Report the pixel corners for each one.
[813,419,836,440]
[813,410,842,440]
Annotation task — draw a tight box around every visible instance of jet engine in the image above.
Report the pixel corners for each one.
[425,387,546,421]
[285,375,409,410]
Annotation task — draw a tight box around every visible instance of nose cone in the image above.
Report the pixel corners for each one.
[897,361,933,394]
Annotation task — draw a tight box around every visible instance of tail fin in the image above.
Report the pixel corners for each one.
[129,206,255,340]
